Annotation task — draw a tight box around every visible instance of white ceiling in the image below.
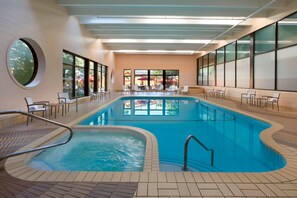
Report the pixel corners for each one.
[57,0,288,55]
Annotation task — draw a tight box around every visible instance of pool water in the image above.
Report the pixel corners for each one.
[29,132,145,171]
[79,97,286,172]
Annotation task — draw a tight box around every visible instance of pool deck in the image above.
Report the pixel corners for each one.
[1,92,297,197]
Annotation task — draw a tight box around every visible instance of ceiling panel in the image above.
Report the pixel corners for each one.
[57,0,287,54]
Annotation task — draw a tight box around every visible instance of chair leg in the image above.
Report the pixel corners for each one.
[26,116,29,126]
[277,103,279,111]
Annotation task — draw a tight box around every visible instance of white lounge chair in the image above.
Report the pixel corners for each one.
[215,88,226,98]
[262,92,281,111]
[241,90,256,105]
[24,97,49,125]
[57,92,77,113]
[181,85,189,94]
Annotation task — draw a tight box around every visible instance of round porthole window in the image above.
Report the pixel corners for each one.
[7,38,45,88]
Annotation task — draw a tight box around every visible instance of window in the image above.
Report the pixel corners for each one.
[102,66,107,91]
[97,64,102,90]
[197,58,203,85]
[165,70,179,89]
[202,55,208,85]
[89,61,94,93]
[63,52,74,96]
[8,39,38,86]
[237,35,250,59]
[225,42,236,62]
[216,47,224,64]
[216,47,225,86]
[208,51,215,86]
[74,57,85,97]
[123,69,132,89]
[278,13,297,49]
[150,70,163,89]
[255,24,276,54]
[63,50,107,96]
[135,70,149,88]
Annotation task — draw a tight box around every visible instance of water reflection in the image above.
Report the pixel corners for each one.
[123,99,179,116]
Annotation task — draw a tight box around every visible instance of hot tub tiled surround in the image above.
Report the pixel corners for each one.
[4,95,297,197]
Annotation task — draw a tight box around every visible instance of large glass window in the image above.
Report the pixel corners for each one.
[216,47,224,86]
[97,64,102,91]
[123,69,132,89]
[216,47,224,64]
[150,70,163,89]
[277,45,297,91]
[63,51,107,96]
[165,70,179,89]
[237,35,250,59]
[225,42,236,62]
[63,52,74,96]
[74,57,85,97]
[278,13,297,49]
[8,39,37,86]
[255,24,276,54]
[198,58,203,85]
[89,61,94,93]
[254,52,275,89]
[208,51,215,86]
[135,70,149,89]
[202,55,208,85]
[101,66,107,91]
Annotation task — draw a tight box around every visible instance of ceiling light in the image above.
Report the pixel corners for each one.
[102,39,212,44]
[113,50,196,55]
[95,17,243,25]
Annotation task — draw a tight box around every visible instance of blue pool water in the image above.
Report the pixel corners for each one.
[79,96,286,172]
[29,132,145,171]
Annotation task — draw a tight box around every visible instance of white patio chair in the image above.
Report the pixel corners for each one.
[24,97,49,125]
[215,88,226,98]
[57,92,77,113]
[181,85,189,94]
[262,92,281,111]
[241,90,256,105]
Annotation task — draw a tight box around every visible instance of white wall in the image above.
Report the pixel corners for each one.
[0,0,115,111]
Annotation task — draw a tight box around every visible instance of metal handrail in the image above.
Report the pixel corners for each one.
[0,110,73,160]
[196,93,207,101]
[182,134,214,171]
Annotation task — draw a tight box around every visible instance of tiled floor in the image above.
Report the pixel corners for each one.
[1,93,297,197]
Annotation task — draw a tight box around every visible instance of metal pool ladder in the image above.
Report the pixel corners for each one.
[0,110,73,160]
[182,134,214,171]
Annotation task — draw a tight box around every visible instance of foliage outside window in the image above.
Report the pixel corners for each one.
[278,13,297,49]
[165,70,179,89]
[8,39,37,86]
[101,66,107,91]
[255,24,276,54]
[225,42,236,62]
[74,57,85,97]
[97,64,102,90]
[237,35,250,59]
[89,61,94,93]
[135,70,149,87]
[63,52,74,65]
[150,70,163,89]
[123,69,132,89]
[62,52,74,96]
[216,47,224,64]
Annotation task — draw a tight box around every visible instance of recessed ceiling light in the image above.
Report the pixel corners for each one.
[102,39,212,44]
[113,50,197,55]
